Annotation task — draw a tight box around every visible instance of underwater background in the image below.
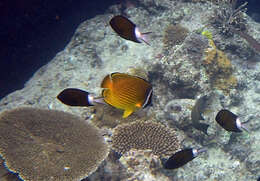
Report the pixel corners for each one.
[1,0,260,180]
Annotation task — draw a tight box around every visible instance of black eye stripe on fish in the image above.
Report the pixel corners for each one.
[142,89,153,108]
[101,72,153,118]
[215,109,249,132]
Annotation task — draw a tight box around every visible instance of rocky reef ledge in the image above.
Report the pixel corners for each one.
[1,0,260,181]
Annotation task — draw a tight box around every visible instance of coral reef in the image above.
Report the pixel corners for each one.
[127,67,149,80]
[0,0,260,180]
[0,107,109,181]
[0,158,20,181]
[86,151,130,181]
[90,103,147,129]
[148,32,210,101]
[118,149,171,181]
[203,38,237,94]
[163,24,189,53]
[111,120,180,157]
[209,0,247,36]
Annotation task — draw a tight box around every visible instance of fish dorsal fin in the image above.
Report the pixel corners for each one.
[123,109,133,118]
[101,74,113,89]
[110,72,149,85]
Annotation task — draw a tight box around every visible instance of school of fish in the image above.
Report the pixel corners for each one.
[57,15,253,175]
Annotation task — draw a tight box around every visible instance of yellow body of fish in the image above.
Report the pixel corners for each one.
[101,72,152,118]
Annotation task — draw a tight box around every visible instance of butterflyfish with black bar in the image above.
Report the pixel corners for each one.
[56,73,153,118]
[57,88,104,107]
[163,148,207,169]
[101,72,153,118]
[215,109,249,132]
[109,15,151,45]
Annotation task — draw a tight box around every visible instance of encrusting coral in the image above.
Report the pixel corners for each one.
[163,24,189,53]
[111,120,180,157]
[118,149,171,181]
[203,36,237,94]
[0,107,109,181]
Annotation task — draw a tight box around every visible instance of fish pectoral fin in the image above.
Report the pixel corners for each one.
[122,109,133,118]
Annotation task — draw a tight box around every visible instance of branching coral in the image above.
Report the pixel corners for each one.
[111,120,180,157]
[209,0,247,36]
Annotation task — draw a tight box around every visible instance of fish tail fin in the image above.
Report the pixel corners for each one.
[94,97,106,105]
[193,123,210,135]
[141,32,152,46]
[241,124,250,132]
[122,109,133,118]
[197,148,207,154]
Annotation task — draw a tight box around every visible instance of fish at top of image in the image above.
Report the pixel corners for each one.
[109,15,152,45]
[163,148,207,170]
[215,109,249,132]
[57,72,153,118]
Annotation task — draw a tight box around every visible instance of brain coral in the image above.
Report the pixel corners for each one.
[0,107,109,181]
[111,120,180,157]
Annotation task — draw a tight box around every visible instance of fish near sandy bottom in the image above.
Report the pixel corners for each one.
[109,15,151,45]
[215,109,249,132]
[101,72,153,118]
[191,95,211,135]
[57,72,153,118]
[163,148,206,169]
